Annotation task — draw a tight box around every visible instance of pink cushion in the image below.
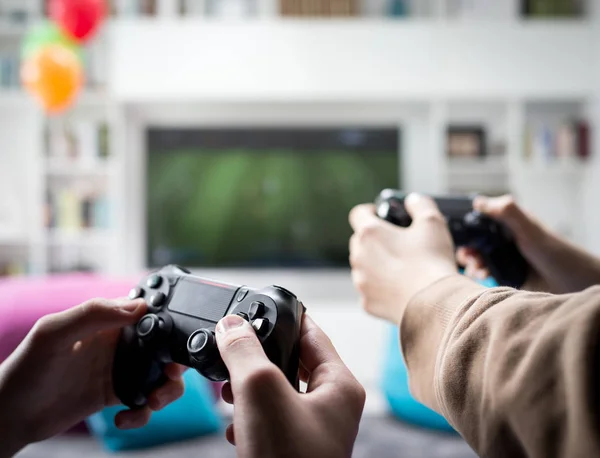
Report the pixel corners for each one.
[0,273,137,362]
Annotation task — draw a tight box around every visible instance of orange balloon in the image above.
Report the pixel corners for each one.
[21,44,83,114]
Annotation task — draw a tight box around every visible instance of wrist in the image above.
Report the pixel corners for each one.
[406,259,458,308]
[0,406,29,457]
[0,366,32,457]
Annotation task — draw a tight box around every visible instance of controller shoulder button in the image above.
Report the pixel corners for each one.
[273,285,296,299]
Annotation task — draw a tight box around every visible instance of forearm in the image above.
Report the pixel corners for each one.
[401,276,600,458]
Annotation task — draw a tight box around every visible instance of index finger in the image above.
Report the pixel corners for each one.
[299,315,350,392]
[349,203,380,232]
[403,193,444,224]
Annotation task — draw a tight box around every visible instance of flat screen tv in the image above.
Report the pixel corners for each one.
[146,127,400,268]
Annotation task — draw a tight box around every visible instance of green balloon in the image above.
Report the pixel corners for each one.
[22,21,83,61]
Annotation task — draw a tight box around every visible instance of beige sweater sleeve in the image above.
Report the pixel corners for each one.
[400,274,600,458]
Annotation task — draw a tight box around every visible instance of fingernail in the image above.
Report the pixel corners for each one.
[405,192,422,205]
[117,417,134,430]
[154,395,166,410]
[473,196,487,211]
[217,315,245,334]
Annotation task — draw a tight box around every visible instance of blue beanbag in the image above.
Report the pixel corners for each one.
[86,370,223,451]
[381,275,498,431]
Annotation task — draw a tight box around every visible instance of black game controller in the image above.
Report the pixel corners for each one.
[113,265,305,409]
[375,189,529,288]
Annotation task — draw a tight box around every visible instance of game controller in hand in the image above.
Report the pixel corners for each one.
[113,265,305,409]
[375,189,529,288]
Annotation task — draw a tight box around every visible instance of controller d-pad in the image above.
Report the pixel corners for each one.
[464,212,483,228]
[149,292,166,308]
[248,301,265,319]
[147,275,162,289]
[252,318,269,336]
[129,287,144,300]
[449,219,464,232]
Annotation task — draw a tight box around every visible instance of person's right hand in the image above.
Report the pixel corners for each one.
[0,298,186,458]
[215,313,365,458]
[457,195,600,293]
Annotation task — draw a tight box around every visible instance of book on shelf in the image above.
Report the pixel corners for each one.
[206,0,257,17]
[447,0,515,19]
[279,0,357,16]
[46,187,111,231]
[521,0,584,17]
[114,0,188,16]
[524,119,590,163]
[45,119,111,165]
[0,54,20,90]
[0,0,40,25]
[0,261,27,277]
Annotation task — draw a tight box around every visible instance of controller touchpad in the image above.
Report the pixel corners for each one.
[168,277,237,323]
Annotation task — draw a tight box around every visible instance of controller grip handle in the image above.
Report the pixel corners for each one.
[113,325,169,409]
[284,341,301,391]
[483,243,529,289]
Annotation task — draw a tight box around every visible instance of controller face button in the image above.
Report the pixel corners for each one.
[149,292,166,308]
[236,287,249,302]
[252,318,270,336]
[236,312,250,321]
[248,301,265,319]
[147,275,163,289]
[137,314,159,339]
[128,287,143,300]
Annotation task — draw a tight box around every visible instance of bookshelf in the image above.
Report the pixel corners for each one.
[0,0,599,278]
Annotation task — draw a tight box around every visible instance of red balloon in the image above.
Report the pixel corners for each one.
[49,0,107,42]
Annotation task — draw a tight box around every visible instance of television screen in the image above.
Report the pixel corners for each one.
[146,127,400,268]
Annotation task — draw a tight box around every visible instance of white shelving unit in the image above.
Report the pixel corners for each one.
[0,1,599,277]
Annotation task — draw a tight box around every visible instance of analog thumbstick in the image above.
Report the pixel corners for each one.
[187,329,218,364]
[136,314,160,340]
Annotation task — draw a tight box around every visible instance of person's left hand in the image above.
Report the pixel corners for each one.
[349,193,459,323]
[0,298,186,456]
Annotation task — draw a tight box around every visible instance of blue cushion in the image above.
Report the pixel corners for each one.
[86,370,223,451]
[381,274,498,431]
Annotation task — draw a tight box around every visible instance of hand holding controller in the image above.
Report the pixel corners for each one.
[113,265,305,409]
[375,189,530,288]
